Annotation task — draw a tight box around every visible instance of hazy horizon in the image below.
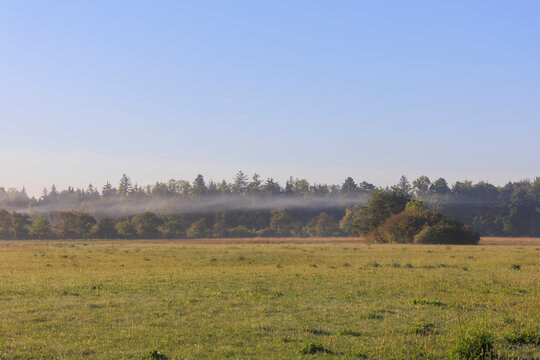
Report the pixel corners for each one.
[2,1,539,196]
[2,172,538,199]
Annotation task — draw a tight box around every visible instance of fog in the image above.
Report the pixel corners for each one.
[7,194,371,218]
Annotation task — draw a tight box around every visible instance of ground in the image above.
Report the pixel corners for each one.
[0,238,538,359]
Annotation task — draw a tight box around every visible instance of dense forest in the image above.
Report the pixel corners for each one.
[0,172,539,240]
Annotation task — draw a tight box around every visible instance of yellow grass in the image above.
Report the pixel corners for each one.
[479,237,540,245]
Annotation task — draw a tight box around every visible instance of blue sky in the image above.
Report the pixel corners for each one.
[1,1,539,196]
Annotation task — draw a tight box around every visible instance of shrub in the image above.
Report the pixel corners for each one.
[377,210,442,243]
[300,343,330,355]
[408,321,437,335]
[142,350,171,360]
[413,221,479,245]
[306,328,330,335]
[368,209,479,245]
[504,327,540,345]
[408,298,443,306]
[454,327,495,359]
[338,329,361,337]
[365,228,388,243]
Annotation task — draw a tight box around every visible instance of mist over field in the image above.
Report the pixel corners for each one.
[11,194,370,217]
[1,173,539,240]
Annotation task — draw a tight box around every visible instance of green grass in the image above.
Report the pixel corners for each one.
[0,240,538,359]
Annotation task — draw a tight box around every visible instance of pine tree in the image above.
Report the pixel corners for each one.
[118,174,132,197]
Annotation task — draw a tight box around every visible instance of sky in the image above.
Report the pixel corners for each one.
[1,1,539,196]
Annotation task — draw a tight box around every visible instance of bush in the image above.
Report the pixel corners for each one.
[367,209,479,245]
[408,298,443,306]
[408,321,437,335]
[377,210,442,244]
[414,221,479,245]
[306,328,330,335]
[365,228,387,243]
[300,343,330,355]
[504,327,540,345]
[454,327,495,359]
[142,350,171,360]
[338,329,361,337]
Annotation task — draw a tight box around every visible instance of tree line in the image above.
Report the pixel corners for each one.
[0,173,539,239]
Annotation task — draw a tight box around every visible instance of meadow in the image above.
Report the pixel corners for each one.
[0,238,538,359]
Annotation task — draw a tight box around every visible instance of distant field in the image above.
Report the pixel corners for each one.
[0,240,538,359]
[65,236,539,245]
[479,237,540,246]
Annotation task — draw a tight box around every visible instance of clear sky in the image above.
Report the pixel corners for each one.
[1,1,539,196]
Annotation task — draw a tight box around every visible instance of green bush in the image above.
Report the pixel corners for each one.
[453,327,495,359]
[408,298,443,306]
[368,209,479,245]
[504,327,540,345]
[142,350,171,360]
[306,328,330,335]
[378,210,442,243]
[300,343,330,355]
[414,221,479,245]
[408,321,437,335]
[338,329,361,337]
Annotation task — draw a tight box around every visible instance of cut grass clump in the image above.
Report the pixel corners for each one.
[453,327,495,360]
[408,298,443,306]
[300,343,331,355]
[338,329,361,337]
[504,327,540,346]
[306,328,330,335]
[142,350,171,360]
[364,312,383,320]
[407,321,437,335]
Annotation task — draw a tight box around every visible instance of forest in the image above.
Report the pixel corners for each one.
[0,172,539,240]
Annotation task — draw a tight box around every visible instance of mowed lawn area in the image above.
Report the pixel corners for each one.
[0,239,538,359]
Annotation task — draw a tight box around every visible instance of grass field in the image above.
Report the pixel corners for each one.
[0,239,538,359]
